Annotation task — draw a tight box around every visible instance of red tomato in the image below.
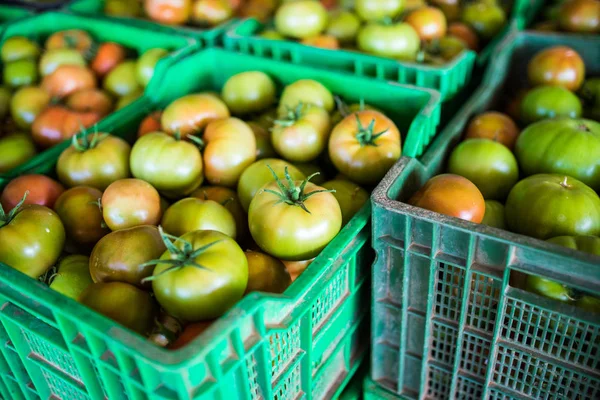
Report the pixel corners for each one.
[1,174,64,210]
[138,111,163,137]
[91,42,127,78]
[31,106,101,148]
[42,65,97,99]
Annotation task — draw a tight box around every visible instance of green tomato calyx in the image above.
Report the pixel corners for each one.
[72,126,106,152]
[355,114,388,146]
[141,226,220,283]
[0,191,28,228]
[185,132,205,149]
[335,96,367,120]
[263,165,334,214]
[274,103,308,127]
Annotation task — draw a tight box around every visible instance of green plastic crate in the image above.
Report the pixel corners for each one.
[0,5,31,25]
[0,11,197,185]
[369,31,600,400]
[0,48,441,399]
[224,17,476,102]
[68,0,234,43]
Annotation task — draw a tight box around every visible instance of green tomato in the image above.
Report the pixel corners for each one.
[136,48,168,87]
[0,86,11,120]
[249,178,342,260]
[275,0,329,39]
[237,158,305,211]
[0,203,65,278]
[322,179,369,226]
[515,118,600,191]
[10,86,50,129]
[576,295,600,313]
[526,275,573,302]
[326,10,361,44]
[39,48,86,76]
[1,36,39,63]
[260,30,286,40]
[278,79,335,114]
[105,0,143,16]
[130,131,204,198]
[4,59,38,88]
[150,230,248,322]
[221,71,276,115]
[89,225,166,289]
[355,0,405,21]
[244,251,291,294]
[103,60,141,97]
[461,1,506,40]
[505,174,600,240]
[448,138,519,200]
[357,22,420,61]
[520,86,582,124]
[0,133,36,173]
[579,78,600,120]
[547,235,600,255]
[80,282,158,335]
[49,255,94,300]
[161,198,237,238]
[481,200,506,229]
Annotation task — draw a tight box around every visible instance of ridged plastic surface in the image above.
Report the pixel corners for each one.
[0,48,441,400]
[369,31,600,400]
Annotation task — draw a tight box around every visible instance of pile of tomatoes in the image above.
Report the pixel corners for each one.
[104,0,278,27]
[407,45,600,311]
[0,29,167,173]
[0,70,404,347]
[256,0,510,64]
[532,0,600,34]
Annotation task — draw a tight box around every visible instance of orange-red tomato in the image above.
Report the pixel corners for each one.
[161,93,230,136]
[91,42,126,77]
[282,258,314,282]
[301,35,340,49]
[66,89,113,117]
[42,65,97,99]
[405,6,447,41]
[145,0,192,25]
[408,174,485,223]
[0,174,64,210]
[169,321,213,350]
[527,46,586,91]
[45,30,93,54]
[448,22,479,51]
[101,178,162,231]
[558,0,600,34]
[138,111,163,137]
[31,106,101,149]
[191,0,233,26]
[464,111,520,150]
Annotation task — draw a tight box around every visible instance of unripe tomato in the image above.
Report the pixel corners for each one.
[461,1,506,41]
[464,111,519,150]
[191,0,233,26]
[405,6,447,41]
[202,118,257,187]
[408,174,485,223]
[49,255,93,300]
[1,174,64,210]
[448,22,479,51]
[275,1,328,39]
[103,61,142,98]
[4,59,38,88]
[136,48,168,87]
[547,235,600,255]
[247,121,277,159]
[162,197,236,238]
[45,30,93,54]
[191,186,248,239]
[528,46,585,91]
[161,93,230,136]
[1,36,39,63]
[144,0,191,25]
[0,133,36,173]
[221,71,276,115]
[39,48,86,76]
[355,0,404,21]
[520,86,582,124]
[101,179,162,230]
[10,86,50,130]
[326,10,361,44]
[278,79,335,113]
[90,225,166,288]
[357,22,420,61]
[54,186,110,247]
[481,200,506,229]
[322,179,369,226]
[130,131,204,197]
[80,282,158,335]
[244,251,291,294]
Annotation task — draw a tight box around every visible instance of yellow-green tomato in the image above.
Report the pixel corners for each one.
[49,255,93,300]
[275,0,328,39]
[358,22,420,60]
[481,200,506,229]
[278,79,335,114]
[10,86,50,129]
[4,59,38,88]
[326,10,362,44]
[80,282,158,335]
[161,198,237,238]
[151,230,248,321]
[103,60,141,97]
[244,251,292,294]
[322,179,369,226]
[221,71,276,115]
[130,131,204,198]
[526,275,573,302]
[192,185,248,239]
[136,48,168,87]
[355,0,405,21]
[271,105,331,162]
[237,158,305,211]
[248,180,342,260]
[0,133,36,173]
[547,235,600,255]
[260,30,286,40]
[1,36,39,63]
[39,48,86,76]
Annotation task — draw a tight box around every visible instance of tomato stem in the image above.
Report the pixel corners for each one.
[72,126,105,152]
[263,165,334,214]
[560,176,571,189]
[274,103,306,128]
[140,226,218,283]
[0,191,28,228]
[186,134,205,149]
[354,114,388,146]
